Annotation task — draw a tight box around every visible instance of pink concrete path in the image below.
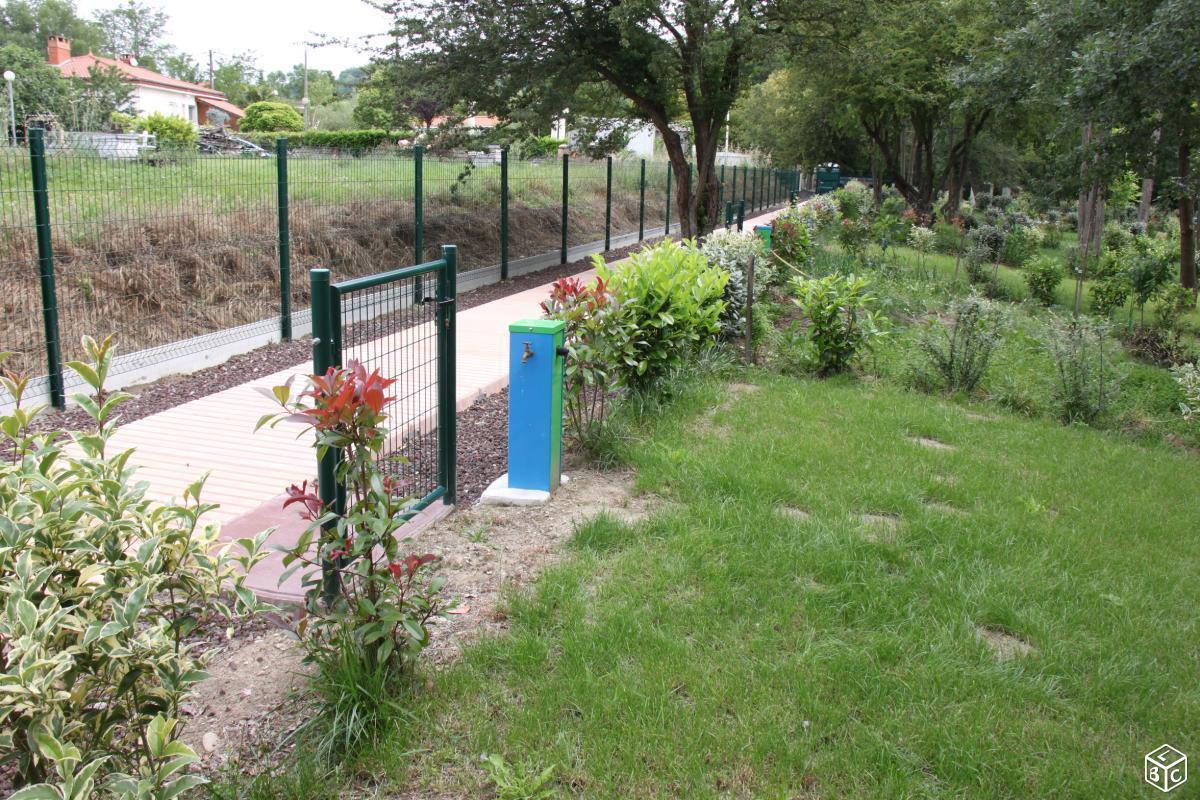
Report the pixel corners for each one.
[103,207,788,601]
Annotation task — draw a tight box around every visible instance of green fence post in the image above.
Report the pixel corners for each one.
[725,200,733,230]
[413,145,424,263]
[310,268,340,601]
[731,163,737,211]
[737,200,745,232]
[560,153,568,264]
[500,148,509,280]
[28,128,64,409]
[752,167,759,213]
[604,155,612,251]
[742,164,749,209]
[719,163,726,211]
[638,159,646,241]
[275,137,292,341]
[665,162,672,235]
[437,244,458,505]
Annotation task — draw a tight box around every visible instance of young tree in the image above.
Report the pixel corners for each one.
[0,0,105,55]
[799,0,1022,218]
[93,0,168,67]
[1020,0,1200,290]
[382,0,843,236]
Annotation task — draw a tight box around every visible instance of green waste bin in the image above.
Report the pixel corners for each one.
[754,224,772,251]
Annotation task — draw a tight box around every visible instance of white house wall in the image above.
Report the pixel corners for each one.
[131,85,198,124]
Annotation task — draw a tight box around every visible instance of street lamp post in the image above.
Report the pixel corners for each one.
[3,70,15,147]
[301,96,310,130]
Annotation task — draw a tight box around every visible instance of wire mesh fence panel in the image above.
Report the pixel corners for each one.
[566,157,608,249]
[645,160,670,236]
[506,156,565,263]
[42,145,278,375]
[0,144,46,378]
[610,158,644,242]
[287,147,416,314]
[337,275,441,501]
[424,154,500,272]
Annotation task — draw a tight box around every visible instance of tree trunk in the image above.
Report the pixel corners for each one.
[657,126,695,239]
[1138,178,1154,225]
[1092,190,1105,255]
[689,121,723,237]
[1180,141,1196,290]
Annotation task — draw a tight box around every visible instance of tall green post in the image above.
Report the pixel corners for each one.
[560,153,568,264]
[436,245,458,505]
[28,128,64,409]
[310,268,340,601]
[500,148,509,280]
[604,155,613,251]
[413,145,424,263]
[275,138,292,340]
[665,163,672,235]
[742,164,749,209]
[752,167,759,213]
[638,159,646,241]
[719,163,726,210]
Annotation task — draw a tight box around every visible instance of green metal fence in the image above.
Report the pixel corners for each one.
[0,130,799,409]
[310,245,458,595]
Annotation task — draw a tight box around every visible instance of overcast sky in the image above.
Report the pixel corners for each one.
[73,0,391,75]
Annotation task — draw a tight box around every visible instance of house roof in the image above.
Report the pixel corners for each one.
[54,54,244,116]
[196,96,245,119]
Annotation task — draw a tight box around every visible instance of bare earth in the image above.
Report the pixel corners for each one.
[186,468,657,775]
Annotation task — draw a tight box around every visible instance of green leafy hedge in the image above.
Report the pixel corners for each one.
[237,129,414,151]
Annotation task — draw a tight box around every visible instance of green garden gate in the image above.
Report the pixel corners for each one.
[308,245,458,593]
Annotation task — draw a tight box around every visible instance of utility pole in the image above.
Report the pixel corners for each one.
[302,50,309,129]
[208,50,214,88]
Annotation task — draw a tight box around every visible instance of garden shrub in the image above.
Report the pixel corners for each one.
[0,336,268,797]
[596,239,728,393]
[910,296,1004,393]
[799,195,837,232]
[1173,363,1200,420]
[541,275,634,447]
[1155,283,1197,332]
[1103,221,1134,254]
[241,101,304,132]
[1123,238,1175,324]
[700,229,767,334]
[1091,274,1131,316]
[967,224,1005,262]
[1024,255,1065,306]
[1001,224,1040,266]
[770,207,813,282]
[833,180,873,221]
[261,361,452,756]
[932,220,964,255]
[836,217,873,265]
[1041,315,1123,425]
[790,272,887,375]
[138,111,197,148]
[906,225,937,270]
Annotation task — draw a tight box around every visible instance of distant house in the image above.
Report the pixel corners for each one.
[46,35,244,128]
[429,114,500,130]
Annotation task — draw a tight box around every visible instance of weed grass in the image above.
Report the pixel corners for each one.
[358,372,1200,798]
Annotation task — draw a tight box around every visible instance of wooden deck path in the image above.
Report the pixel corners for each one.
[103,209,785,600]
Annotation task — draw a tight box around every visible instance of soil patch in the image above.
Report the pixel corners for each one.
[975,625,1037,661]
[909,436,955,451]
[858,512,902,542]
[778,505,811,521]
[420,469,660,664]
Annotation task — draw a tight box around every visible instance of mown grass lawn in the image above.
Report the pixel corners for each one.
[381,373,1198,799]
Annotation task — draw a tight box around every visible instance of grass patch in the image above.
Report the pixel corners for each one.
[360,374,1199,798]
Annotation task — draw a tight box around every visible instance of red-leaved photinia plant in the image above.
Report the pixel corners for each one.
[541,274,636,448]
[259,359,449,673]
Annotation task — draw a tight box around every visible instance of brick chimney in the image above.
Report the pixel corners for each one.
[47,35,71,66]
